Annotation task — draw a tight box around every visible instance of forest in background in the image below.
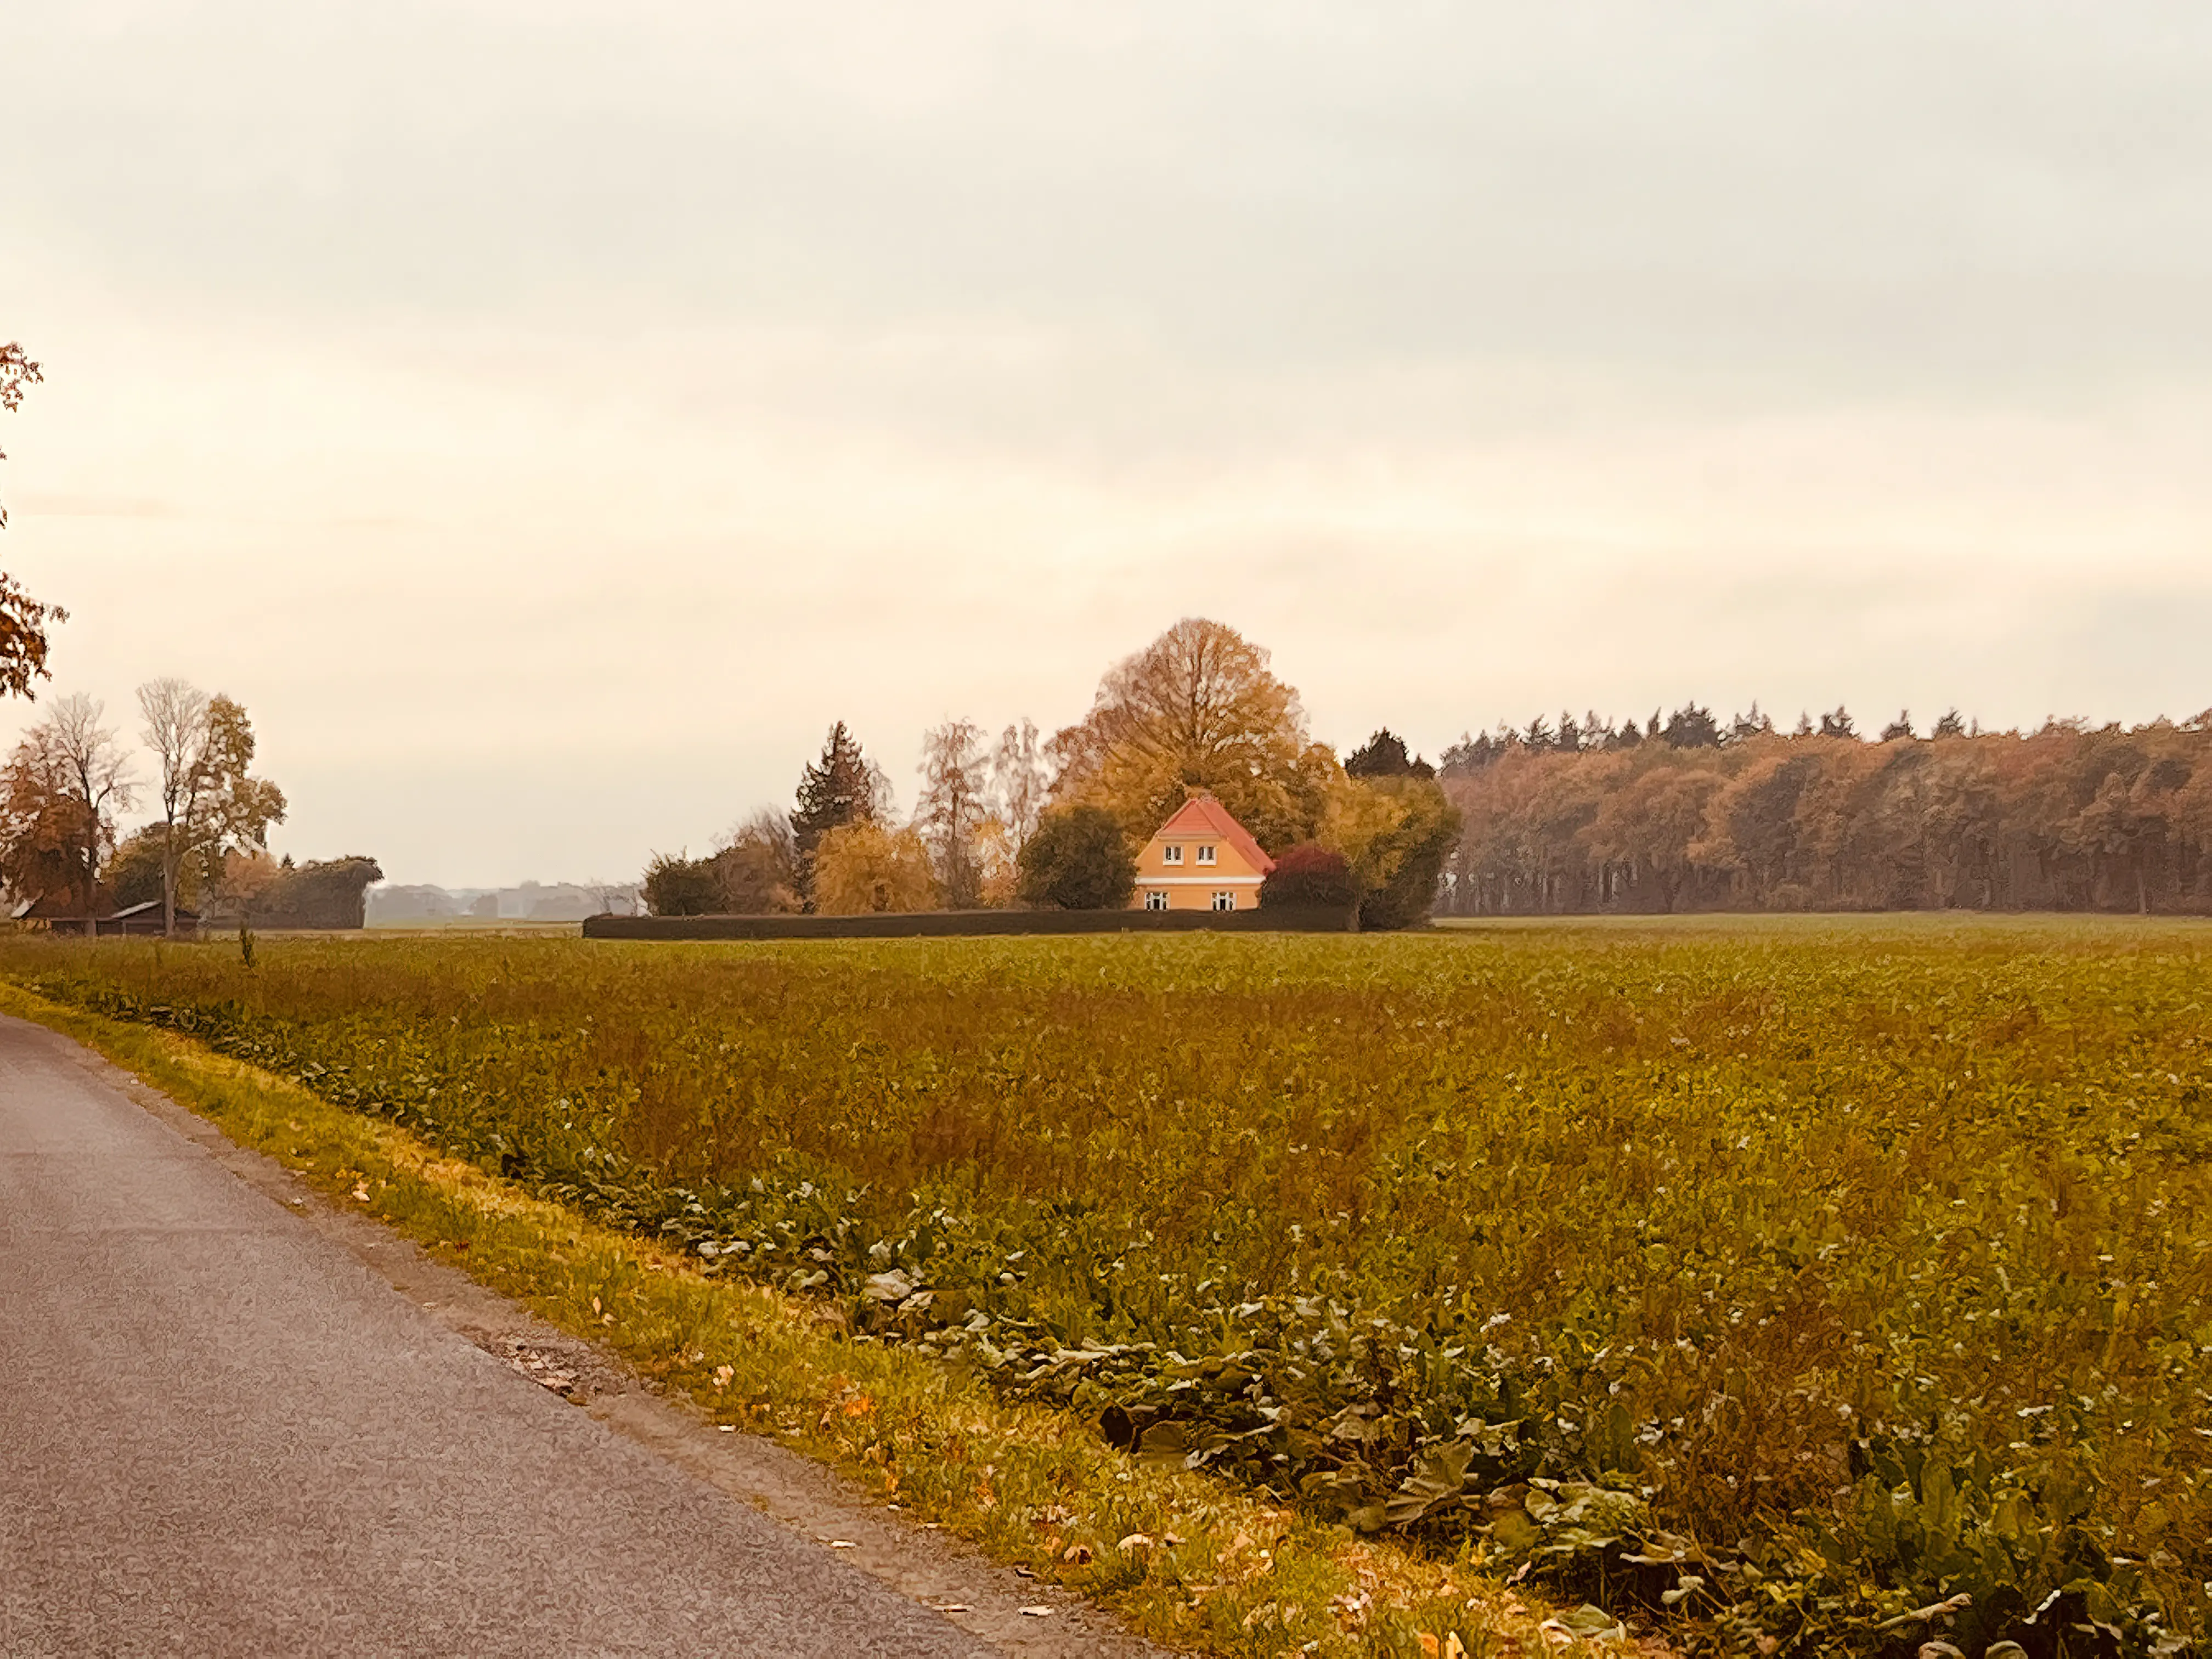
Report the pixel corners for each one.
[1436,707,2212,915]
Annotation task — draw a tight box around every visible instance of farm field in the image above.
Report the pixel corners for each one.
[6,917,2208,1658]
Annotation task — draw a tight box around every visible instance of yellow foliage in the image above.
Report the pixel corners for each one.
[810,822,939,915]
[1049,618,1328,849]
[1319,774,1413,891]
[973,817,1022,909]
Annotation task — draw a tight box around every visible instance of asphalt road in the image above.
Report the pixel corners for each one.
[0,1016,1004,1658]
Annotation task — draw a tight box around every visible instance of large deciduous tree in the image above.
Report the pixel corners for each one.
[0,724,91,909]
[1048,618,1328,849]
[0,342,66,699]
[0,693,137,913]
[137,680,287,934]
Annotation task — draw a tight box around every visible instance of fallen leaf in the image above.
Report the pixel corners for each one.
[1019,1605,1053,1618]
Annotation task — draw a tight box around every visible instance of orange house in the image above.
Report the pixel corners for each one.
[1132,791,1275,912]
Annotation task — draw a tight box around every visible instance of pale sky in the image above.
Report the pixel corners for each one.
[5,2,2210,885]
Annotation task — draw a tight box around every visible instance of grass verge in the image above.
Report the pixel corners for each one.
[0,981,1600,1659]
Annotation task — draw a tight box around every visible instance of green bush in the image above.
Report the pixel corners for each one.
[1016,806,1135,910]
[641,851,719,917]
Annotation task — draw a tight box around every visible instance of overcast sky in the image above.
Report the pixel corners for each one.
[5,2,2211,885]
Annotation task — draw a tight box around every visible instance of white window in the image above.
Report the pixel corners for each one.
[1211,890,1237,911]
[1197,844,1217,865]
[1145,890,1170,911]
[1162,844,1183,865]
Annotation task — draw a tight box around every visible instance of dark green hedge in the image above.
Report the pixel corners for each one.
[583,904,1359,940]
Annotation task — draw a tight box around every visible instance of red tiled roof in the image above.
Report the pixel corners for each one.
[1151,793,1275,874]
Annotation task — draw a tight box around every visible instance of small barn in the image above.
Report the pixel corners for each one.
[99,900,202,937]
[10,889,114,936]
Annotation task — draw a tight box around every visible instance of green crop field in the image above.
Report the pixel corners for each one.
[8,917,2208,1659]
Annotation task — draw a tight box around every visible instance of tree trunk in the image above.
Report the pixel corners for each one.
[162,820,177,938]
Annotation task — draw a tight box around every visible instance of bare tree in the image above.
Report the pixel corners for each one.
[134,681,287,933]
[916,719,990,909]
[711,808,801,913]
[138,678,212,934]
[991,718,1048,851]
[43,693,134,911]
[579,877,639,916]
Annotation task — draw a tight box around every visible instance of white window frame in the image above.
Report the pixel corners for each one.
[1211,890,1236,911]
[1197,844,1217,865]
[1161,844,1183,865]
[1144,890,1170,911]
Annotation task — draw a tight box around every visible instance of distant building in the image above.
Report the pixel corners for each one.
[1131,791,1274,912]
[10,889,115,936]
[99,900,201,936]
[7,892,200,936]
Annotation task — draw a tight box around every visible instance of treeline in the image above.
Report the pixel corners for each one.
[0,680,381,933]
[647,619,1462,927]
[1437,705,2212,915]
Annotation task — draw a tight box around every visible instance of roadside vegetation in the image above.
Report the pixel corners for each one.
[0,976,1564,1659]
[4,917,2208,1659]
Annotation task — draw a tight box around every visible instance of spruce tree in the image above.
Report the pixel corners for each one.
[791,723,877,900]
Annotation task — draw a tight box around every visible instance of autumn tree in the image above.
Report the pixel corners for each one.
[137,680,286,934]
[0,343,65,700]
[1049,618,1325,849]
[0,724,89,908]
[1579,764,1725,913]
[990,718,1048,850]
[916,718,992,909]
[791,722,882,905]
[0,694,136,912]
[1318,771,1461,928]
[811,821,937,915]
[711,809,801,914]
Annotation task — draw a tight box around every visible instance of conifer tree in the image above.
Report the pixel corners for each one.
[791,723,879,902]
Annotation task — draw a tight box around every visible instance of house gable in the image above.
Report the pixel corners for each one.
[1131,793,1274,910]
